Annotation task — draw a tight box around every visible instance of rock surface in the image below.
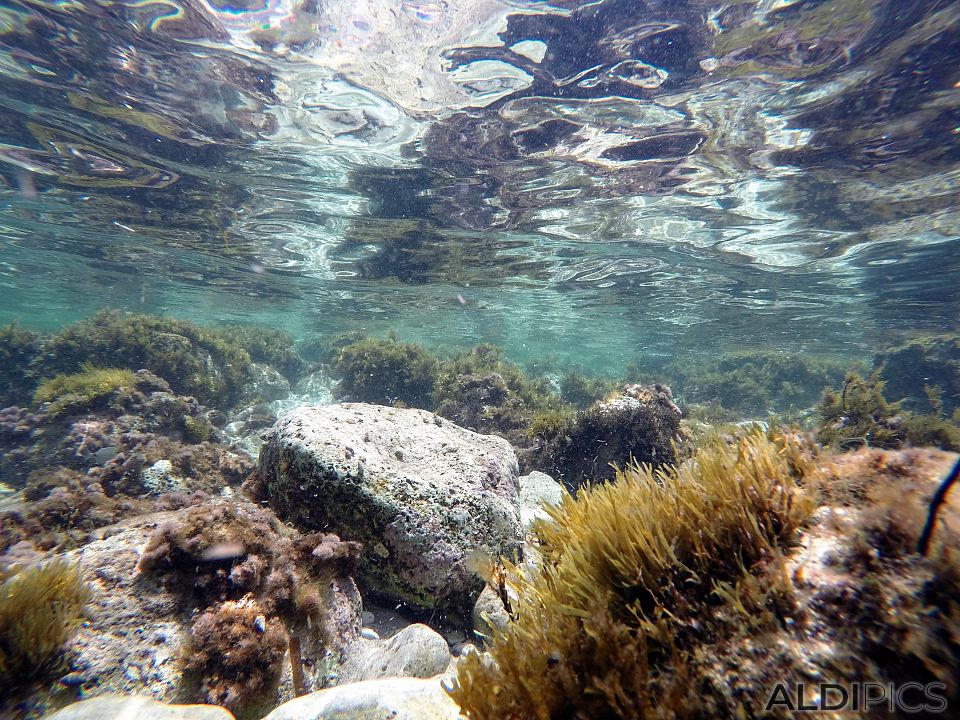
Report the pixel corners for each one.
[261,677,463,720]
[253,403,522,611]
[517,470,564,530]
[338,624,452,683]
[58,517,192,703]
[42,695,235,720]
[13,501,363,715]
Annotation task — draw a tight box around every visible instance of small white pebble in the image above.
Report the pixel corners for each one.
[360,627,380,641]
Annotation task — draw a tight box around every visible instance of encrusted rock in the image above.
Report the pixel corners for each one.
[252,403,522,613]
[536,383,683,486]
[8,501,363,714]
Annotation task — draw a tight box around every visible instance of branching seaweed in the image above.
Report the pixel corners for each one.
[0,558,92,691]
[449,431,817,719]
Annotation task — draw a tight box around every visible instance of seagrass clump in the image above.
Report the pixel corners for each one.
[0,558,92,690]
[449,431,817,719]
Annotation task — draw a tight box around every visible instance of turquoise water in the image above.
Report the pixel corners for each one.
[3,3,960,717]
[1,0,958,373]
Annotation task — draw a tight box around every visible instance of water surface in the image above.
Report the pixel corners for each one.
[1,0,958,373]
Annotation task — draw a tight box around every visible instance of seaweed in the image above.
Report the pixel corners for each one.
[331,334,439,408]
[635,349,848,417]
[136,500,362,711]
[0,558,92,692]
[448,431,817,718]
[432,344,569,445]
[0,322,40,406]
[217,324,304,382]
[531,384,684,486]
[558,370,619,409]
[184,594,288,712]
[875,334,960,415]
[817,371,960,451]
[37,310,254,407]
[33,365,137,418]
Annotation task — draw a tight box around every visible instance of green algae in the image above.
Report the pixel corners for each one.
[33,365,137,418]
[0,558,92,691]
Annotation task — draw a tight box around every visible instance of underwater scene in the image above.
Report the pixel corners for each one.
[1,0,959,718]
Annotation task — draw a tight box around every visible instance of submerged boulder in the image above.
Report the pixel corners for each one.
[251,403,522,613]
[337,624,452,683]
[533,383,684,487]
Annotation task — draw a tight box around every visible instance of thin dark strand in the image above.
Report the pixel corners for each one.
[918,457,960,556]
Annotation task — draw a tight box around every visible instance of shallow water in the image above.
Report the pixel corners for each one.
[1,0,958,372]
[3,5,960,717]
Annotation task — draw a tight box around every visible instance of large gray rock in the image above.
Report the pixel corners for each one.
[254,403,522,612]
[338,624,452,682]
[43,695,234,720]
[261,677,463,720]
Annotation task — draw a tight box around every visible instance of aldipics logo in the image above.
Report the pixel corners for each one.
[764,682,948,713]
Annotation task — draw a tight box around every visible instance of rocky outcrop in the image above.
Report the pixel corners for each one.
[534,383,683,486]
[251,403,522,613]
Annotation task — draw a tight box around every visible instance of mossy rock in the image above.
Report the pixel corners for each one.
[875,334,960,415]
[534,384,683,487]
[0,322,41,406]
[558,370,619,409]
[33,365,138,418]
[37,310,255,408]
[332,335,439,408]
[218,324,303,382]
[432,344,569,445]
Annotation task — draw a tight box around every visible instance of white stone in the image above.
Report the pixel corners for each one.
[42,695,235,720]
[261,677,463,720]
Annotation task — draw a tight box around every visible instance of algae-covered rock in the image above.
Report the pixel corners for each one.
[534,383,683,487]
[252,403,522,613]
[331,336,439,408]
[37,311,254,408]
[817,371,960,451]
[875,334,960,415]
[6,500,364,716]
[0,322,42,406]
[42,695,235,720]
[261,677,462,720]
